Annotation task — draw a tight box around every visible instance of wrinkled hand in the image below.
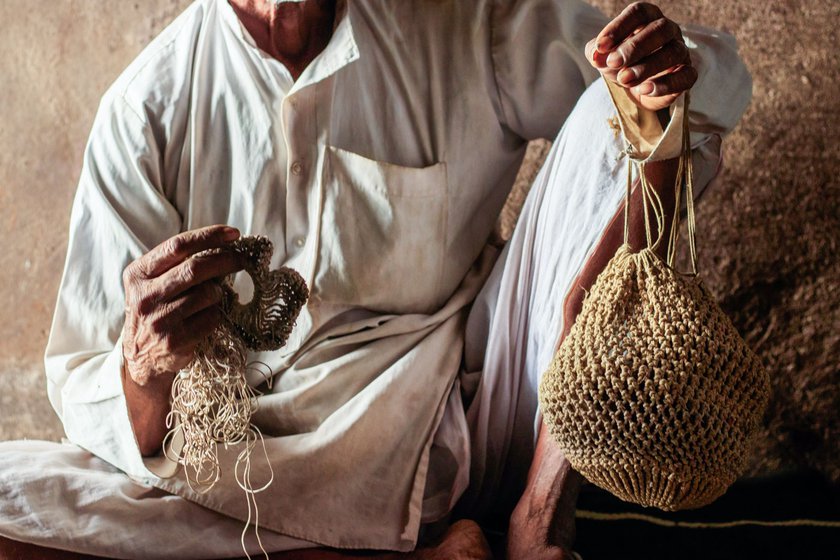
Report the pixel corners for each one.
[507,505,577,560]
[586,2,697,112]
[507,431,584,560]
[121,225,245,386]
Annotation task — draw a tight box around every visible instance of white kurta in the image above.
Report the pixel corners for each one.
[0,0,751,556]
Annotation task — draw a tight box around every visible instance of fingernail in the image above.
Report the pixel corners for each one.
[618,67,637,84]
[634,82,655,96]
[607,50,624,68]
[222,227,240,240]
[589,43,599,63]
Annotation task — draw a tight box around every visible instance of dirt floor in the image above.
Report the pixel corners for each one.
[1,0,838,483]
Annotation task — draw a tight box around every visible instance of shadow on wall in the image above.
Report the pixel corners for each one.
[1,0,838,483]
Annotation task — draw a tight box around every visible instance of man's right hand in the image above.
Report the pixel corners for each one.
[120,225,245,455]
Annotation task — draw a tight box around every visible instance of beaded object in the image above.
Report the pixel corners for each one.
[538,91,770,511]
[221,235,309,352]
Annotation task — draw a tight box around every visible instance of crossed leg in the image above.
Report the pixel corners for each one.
[0,521,490,560]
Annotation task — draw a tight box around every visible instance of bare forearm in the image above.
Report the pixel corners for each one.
[562,156,679,326]
[118,225,243,457]
[518,425,584,548]
[515,156,682,548]
[121,364,174,456]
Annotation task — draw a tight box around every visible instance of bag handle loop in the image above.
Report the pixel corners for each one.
[621,92,697,275]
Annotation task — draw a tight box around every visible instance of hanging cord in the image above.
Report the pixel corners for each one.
[622,93,696,274]
[163,237,308,560]
[665,92,697,274]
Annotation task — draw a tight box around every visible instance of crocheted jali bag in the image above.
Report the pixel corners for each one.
[538,91,770,511]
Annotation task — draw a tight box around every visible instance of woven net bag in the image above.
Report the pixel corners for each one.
[538,92,770,511]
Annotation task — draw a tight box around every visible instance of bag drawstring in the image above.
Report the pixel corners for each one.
[622,92,697,275]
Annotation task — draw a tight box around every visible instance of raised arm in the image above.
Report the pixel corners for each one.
[491,0,751,147]
[503,2,752,558]
[507,157,680,559]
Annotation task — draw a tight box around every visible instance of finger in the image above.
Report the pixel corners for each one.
[135,225,240,279]
[617,40,690,86]
[155,249,245,301]
[586,38,619,82]
[596,2,663,52]
[585,38,609,69]
[607,17,682,69]
[635,64,698,97]
[151,281,225,331]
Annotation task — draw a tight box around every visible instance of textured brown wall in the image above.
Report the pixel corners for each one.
[2,1,838,480]
[0,0,193,440]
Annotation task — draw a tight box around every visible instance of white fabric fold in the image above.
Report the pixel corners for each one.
[2,0,752,556]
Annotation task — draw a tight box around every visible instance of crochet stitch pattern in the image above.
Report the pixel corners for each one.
[539,89,770,511]
[163,235,308,558]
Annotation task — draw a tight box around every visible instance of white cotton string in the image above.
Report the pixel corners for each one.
[165,325,274,559]
[162,236,309,560]
[623,93,694,272]
[664,92,697,275]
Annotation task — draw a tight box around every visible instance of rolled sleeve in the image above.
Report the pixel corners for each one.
[44,91,182,482]
[491,0,752,166]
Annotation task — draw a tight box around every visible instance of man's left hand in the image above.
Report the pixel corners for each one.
[586,1,697,112]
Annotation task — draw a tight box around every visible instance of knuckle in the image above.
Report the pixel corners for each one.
[685,66,699,86]
[665,42,684,65]
[651,17,669,34]
[664,19,680,37]
[644,3,663,18]
[630,2,660,19]
[123,259,148,284]
[164,236,186,258]
[623,36,639,57]
[199,226,219,241]
[676,40,691,61]
[122,265,135,288]
[178,260,198,284]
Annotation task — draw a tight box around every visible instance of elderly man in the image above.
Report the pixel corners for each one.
[0,0,749,558]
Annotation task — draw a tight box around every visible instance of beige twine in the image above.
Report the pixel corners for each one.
[538,92,770,511]
[163,236,309,558]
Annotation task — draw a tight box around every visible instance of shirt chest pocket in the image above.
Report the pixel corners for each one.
[312,146,448,314]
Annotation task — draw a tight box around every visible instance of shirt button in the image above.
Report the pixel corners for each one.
[291,161,303,175]
[294,236,306,248]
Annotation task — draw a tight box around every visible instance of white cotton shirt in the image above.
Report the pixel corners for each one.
[44,0,751,552]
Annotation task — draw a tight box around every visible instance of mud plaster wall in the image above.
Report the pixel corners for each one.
[1,1,838,481]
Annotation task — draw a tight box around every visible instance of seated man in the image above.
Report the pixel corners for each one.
[0,0,750,558]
